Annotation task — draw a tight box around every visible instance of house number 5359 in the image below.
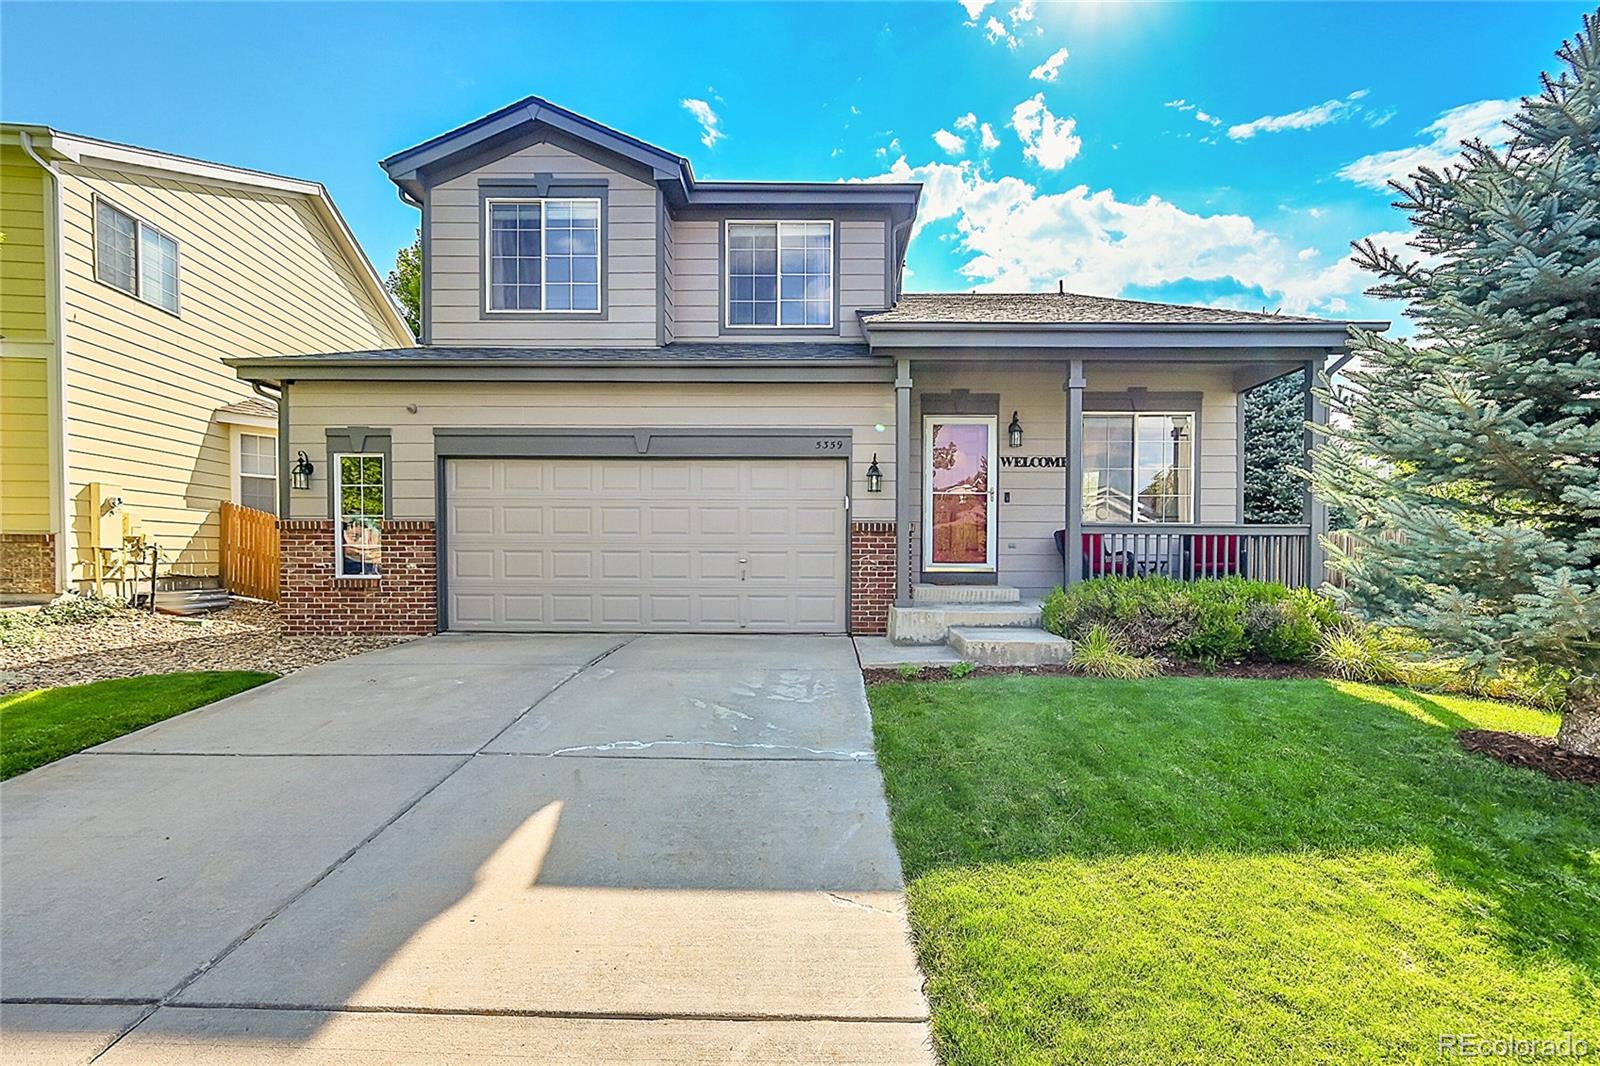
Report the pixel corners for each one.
[814,439,844,450]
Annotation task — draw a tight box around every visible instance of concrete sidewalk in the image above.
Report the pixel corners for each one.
[0,634,932,1064]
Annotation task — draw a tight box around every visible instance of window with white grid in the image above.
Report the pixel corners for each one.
[485,198,600,313]
[726,220,832,328]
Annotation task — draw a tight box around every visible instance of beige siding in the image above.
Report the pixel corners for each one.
[669,218,888,343]
[57,162,405,585]
[285,380,897,524]
[661,200,675,342]
[427,140,659,347]
[911,363,1241,596]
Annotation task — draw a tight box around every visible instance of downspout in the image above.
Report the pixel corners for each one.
[19,131,70,594]
[250,381,287,518]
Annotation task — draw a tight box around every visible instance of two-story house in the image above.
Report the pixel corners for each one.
[0,125,413,601]
[227,96,1384,647]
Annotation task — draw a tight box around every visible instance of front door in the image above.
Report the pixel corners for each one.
[922,415,997,572]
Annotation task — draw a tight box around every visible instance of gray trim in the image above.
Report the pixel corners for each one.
[324,427,393,518]
[863,323,1368,351]
[1082,389,1202,412]
[410,119,669,194]
[477,180,610,322]
[917,389,1000,418]
[1064,360,1086,586]
[419,192,432,345]
[432,426,850,460]
[716,218,843,338]
[656,190,668,346]
[278,384,291,517]
[1303,357,1329,583]
[431,432,853,634]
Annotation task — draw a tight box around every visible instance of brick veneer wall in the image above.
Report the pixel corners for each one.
[1,533,55,596]
[850,521,896,636]
[279,521,437,636]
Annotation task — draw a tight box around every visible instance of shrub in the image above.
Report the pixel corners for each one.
[1042,577,1338,664]
[36,593,123,626]
[896,664,922,681]
[949,661,976,679]
[1071,625,1160,679]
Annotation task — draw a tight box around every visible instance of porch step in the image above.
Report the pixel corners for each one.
[911,583,1021,605]
[888,602,1043,645]
[947,626,1073,667]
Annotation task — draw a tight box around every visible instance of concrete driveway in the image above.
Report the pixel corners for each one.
[0,634,932,1064]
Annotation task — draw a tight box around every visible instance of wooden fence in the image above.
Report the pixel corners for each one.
[1323,529,1406,588]
[220,502,279,601]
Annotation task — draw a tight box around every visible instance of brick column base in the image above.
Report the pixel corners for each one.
[280,521,437,636]
[850,521,896,636]
[1,533,56,596]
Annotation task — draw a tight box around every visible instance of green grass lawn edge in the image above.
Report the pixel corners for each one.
[0,671,276,780]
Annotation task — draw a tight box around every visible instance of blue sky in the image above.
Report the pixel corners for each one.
[3,1,1588,328]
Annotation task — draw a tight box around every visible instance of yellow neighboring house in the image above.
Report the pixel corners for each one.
[0,125,413,599]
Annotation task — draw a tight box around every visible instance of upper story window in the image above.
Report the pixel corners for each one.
[1083,412,1195,523]
[726,221,832,328]
[94,198,180,314]
[485,197,600,313]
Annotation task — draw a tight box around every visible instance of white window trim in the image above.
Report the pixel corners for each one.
[92,194,181,316]
[1083,409,1198,525]
[481,196,603,315]
[332,452,384,580]
[723,219,835,330]
[232,429,278,515]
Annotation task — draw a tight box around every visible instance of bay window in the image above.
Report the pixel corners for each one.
[1083,413,1194,523]
[726,221,832,327]
[485,197,601,313]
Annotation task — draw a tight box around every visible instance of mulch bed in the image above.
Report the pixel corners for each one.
[1458,730,1600,786]
[862,659,1322,686]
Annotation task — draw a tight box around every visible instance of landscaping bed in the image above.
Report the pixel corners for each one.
[0,598,409,695]
[868,674,1600,1064]
[1459,729,1600,786]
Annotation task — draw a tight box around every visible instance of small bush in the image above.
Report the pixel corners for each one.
[36,593,124,626]
[0,612,41,651]
[896,664,922,681]
[949,661,976,679]
[1043,577,1337,664]
[1315,625,1408,683]
[1071,625,1160,679]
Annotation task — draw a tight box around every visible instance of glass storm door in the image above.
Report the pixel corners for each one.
[923,416,997,572]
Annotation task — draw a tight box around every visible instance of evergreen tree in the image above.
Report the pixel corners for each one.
[1244,370,1308,525]
[1313,12,1600,754]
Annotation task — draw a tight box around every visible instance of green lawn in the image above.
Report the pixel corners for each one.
[0,671,275,780]
[868,676,1600,1064]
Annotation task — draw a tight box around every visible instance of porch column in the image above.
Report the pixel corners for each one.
[1064,358,1086,587]
[1303,356,1329,587]
[894,357,913,607]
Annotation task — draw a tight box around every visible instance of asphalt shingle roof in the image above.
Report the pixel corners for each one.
[861,292,1333,326]
[215,397,278,418]
[233,342,876,364]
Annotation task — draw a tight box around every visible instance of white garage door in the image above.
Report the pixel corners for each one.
[444,458,848,633]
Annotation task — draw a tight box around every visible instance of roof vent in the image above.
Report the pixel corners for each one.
[1058,279,1065,295]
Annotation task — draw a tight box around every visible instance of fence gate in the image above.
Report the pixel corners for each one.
[220,502,279,601]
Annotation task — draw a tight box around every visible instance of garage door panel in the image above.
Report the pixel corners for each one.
[446,458,846,633]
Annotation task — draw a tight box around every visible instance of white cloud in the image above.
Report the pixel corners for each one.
[1165,98,1195,112]
[933,128,967,156]
[1011,93,1081,170]
[1008,0,1036,24]
[855,156,1396,316]
[1193,109,1221,127]
[1297,246,1320,261]
[954,112,978,131]
[680,98,723,148]
[984,15,1014,46]
[980,123,1001,151]
[1337,98,1520,189]
[1029,47,1070,82]
[958,0,993,19]
[1227,89,1369,140]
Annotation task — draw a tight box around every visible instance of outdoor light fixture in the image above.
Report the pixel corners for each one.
[866,454,883,493]
[291,450,315,491]
[1008,411,1024,448]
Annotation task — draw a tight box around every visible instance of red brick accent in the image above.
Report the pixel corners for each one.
[850,521,897,636]
[1,533,56,596]
[279,521,437,636]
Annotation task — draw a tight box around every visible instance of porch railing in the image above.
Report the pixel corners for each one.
[1073,524,1314,588]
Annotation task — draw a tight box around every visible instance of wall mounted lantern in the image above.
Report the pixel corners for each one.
[866,454,883,493]
[291,450,315,491]
[1008,411,1024,448]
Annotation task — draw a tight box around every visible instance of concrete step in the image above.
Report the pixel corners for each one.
[911,583,1021,605]
[947,626,1073,667]
[888,602,1043,645]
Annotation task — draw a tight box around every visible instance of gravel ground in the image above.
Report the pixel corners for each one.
[0,600,412,695]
